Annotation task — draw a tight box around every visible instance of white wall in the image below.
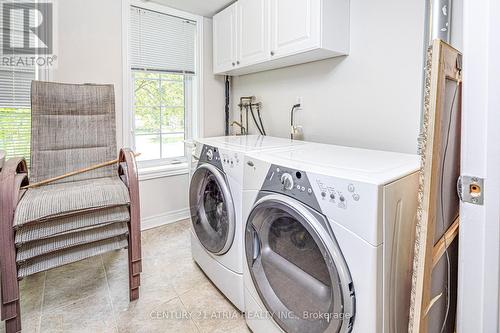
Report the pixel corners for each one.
[53,0,224,226]
[52,0,124,143]
[138,174,191,228]
[231,0,427,154]
[202,18,226,137]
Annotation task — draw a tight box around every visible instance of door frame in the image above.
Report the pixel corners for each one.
[457,0,500,331]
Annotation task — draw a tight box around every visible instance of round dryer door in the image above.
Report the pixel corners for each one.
[245,194,355,333]
[190,163,236,255]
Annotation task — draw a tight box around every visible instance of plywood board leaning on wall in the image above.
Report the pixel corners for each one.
[409,39,462,333]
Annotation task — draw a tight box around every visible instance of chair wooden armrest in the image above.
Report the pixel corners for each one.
[0,158,28,332]
[118,148,142,301]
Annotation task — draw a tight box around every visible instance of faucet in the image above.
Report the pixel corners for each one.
[231,121,246,135]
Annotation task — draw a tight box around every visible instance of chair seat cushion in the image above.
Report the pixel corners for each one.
[15,206,130,245]
[17,235,128,278]
[14,176,130,227]
[16,222,129,262]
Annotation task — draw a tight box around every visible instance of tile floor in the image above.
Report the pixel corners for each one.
[0,219,250,333]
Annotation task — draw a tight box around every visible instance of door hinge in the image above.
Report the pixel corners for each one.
[457,175,484,205]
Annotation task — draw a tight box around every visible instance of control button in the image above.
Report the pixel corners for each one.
[330,193,335,200]
[276,168,280,173]
[301,186,305,192]
[321,192,326,198]
[206,149,213,161]
[339,195,345,202]
[296,185,301,190]
[280,173,294,190]
[348,184,355,193]
[307,188,312,194]
[353,194,360,201]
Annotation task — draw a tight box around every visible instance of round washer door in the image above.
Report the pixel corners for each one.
[190,163,235,255]
[245,194,355,333]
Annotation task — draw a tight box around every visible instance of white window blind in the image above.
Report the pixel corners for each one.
[0,2,36,161]
[130,6,196,74]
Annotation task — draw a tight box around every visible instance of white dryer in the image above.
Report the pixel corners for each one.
[242,143,420,333]
[188,135,308,311]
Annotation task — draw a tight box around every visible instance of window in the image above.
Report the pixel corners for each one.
[132,71,189,161]
[129,6,197,167]
[0,68,35,162]
[0,4,37,163]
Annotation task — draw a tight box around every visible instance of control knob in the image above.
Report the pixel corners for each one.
[206,149,213,161]
[280,173,294,190]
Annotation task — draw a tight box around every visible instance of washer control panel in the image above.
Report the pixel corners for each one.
[198,145,223,170]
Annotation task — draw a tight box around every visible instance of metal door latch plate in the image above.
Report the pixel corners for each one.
[457,175,484,205]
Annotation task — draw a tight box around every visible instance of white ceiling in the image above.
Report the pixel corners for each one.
[151,0,234,17]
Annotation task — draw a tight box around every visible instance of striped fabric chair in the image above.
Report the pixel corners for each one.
[0,81,142,333]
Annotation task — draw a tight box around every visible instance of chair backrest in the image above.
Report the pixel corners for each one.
[30,81,117,184]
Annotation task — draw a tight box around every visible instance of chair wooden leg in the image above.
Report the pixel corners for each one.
[0,160,27,333]
[4,301,21,333]
[127,235,141,301]
[119,149,142,302]
[127,208,142,302]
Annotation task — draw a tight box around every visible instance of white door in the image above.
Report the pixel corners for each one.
[457,0,500,332]
[270,0,321,58]
[237,0,270,67]
[213,3,237,74]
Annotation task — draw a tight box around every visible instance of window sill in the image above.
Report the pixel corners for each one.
[138,162,189,181]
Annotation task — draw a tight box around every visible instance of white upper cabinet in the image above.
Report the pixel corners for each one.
[270,0,320,58]
[237,0,270,66]
[213,2,237,74]
[213,0,349,76]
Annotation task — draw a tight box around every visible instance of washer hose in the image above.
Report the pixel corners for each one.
[249,103,265,135]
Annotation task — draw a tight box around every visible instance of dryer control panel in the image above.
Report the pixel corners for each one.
[261,164,321,212]
[309,171,381,246]
[260,163,381,245]
[313,178,362,210]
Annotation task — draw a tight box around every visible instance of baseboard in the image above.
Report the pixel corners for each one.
[141,208,190,231]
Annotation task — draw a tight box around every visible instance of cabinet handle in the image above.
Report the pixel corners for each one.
[232,62,235,66]
[237,61,240,65]
[270,51,275,56]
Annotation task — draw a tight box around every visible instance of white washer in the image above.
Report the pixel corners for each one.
[242,143,420,333]
[188,135,308,311]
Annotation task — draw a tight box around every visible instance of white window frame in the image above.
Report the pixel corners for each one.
[122,0,204,179]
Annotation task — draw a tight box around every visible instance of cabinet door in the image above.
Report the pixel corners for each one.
[270,0,321,58]
[213,3,237,74]
[237,0,270,67]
